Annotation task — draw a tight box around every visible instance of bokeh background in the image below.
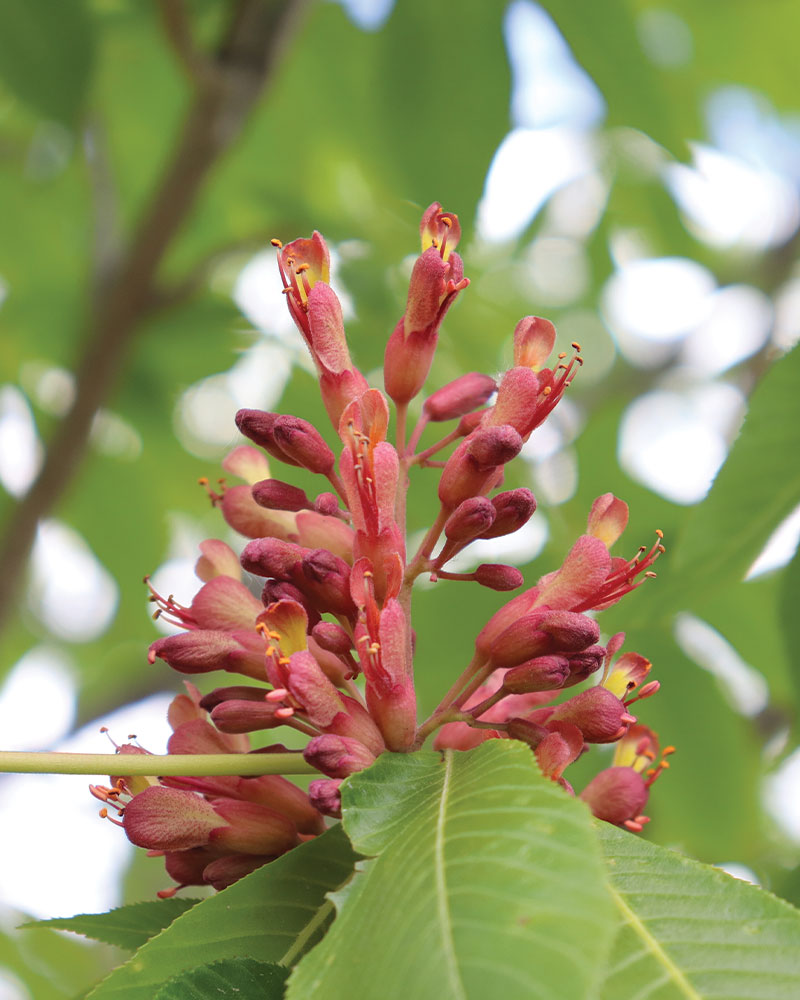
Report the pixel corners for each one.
[2,0,800,994]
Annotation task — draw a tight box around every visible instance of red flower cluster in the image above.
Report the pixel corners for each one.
[93,203,671,895]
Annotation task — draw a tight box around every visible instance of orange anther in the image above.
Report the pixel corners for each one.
[663,745,676,755]
[198,477,209,486]
[571,341,582,351]
[441,216,452,227]
[655,529,664,538]
[270,238,283,247]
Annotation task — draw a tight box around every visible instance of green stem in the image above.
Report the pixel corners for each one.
[0,751,317,777]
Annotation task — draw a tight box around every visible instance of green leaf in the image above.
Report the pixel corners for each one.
[86,825,358,1000]
[0,0,94,123]
[779,543,800,702]
[288,742,615,1000]
[666,346,800,601]
[153,958,288,1000]
[598,823,800,998]
[23,898,201,951]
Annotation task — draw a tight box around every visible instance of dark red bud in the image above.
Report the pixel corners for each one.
[314,492,344,517]
[480,488,537,539]
[241,537,305,580]
[210,699,284,733]
[473,563,524,591]
[301,549,356,616]
[563,645,606,687]
[423,373,497,422]
[311,621,353,655]
[252,478,312,512]
[199,686,272,710]
[503,655,570,694]
[490,610,600,669]
[579,766,649,825]
[549,687,635,743]
[467,424,523,470]
[444,497,497,543]
[303,734,375,778]
[272,416,335,475]
[308,778,343,818]
[235,409,300,467]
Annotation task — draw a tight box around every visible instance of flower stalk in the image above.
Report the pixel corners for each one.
[0,751,316,776]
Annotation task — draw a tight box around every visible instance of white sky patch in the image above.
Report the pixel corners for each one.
[665,143,800,251]
[0,693,175,919]
[602,257,716,357]
[0,970,29,1000]
[515,236,590,307]
[773,278,800,352]
[174,341,293,459]
[334,0,394,31]
[637,9,693,68]
[28,520,118,642]
[0,385,42,497]
[506,1,605,130]
[706,85,800,183]
[674,612,769,716]
[680,285,773,376]
[90,409,143,460]
[530,448,578,506]
[618,381,745,505]
[746,503,800,580]
[764,745,800,843]
[476,127,595,244]
[0,647,76,750]
[543,170,609,239]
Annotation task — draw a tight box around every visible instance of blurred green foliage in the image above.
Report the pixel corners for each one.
[1,0,799,992]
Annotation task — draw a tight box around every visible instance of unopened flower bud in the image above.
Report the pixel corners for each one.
[480,488,537,539]
[579,766,648,826]
[308,778,343,818]
[473,563,524,591]
[195,539,241,582]
[199,685,274,710]
[314,491,344,517]
[301,548,356,616]
[467,424,524,469]
[503,655,570,693]
[563,645,606,687]
[240,537,305,580]
[534,721,585,780]
[272,416,335,475]
[423,373,497,422]
[209,699,285,733]
[489,610,600,669]
[303,734,376,778]
[443,497,496,545]
[549,686,636,743]
[148,630,266,680]
[252,478,312,512]
[235,409,301,467]
[207,799,299,856]
[311,621,353,655]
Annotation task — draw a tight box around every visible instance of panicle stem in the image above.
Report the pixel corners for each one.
[0,751,317,776]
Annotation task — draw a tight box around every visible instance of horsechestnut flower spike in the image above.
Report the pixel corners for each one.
[97,201,670,897]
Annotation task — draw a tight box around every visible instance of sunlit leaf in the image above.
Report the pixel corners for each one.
[288,742,615,1000]
[598,823,800,998]
[86,825,358,1000]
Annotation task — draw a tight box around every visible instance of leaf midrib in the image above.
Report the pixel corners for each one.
[436,751,467,1000]
[608,883,703,1000]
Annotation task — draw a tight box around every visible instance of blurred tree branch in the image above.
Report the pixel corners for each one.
[0,0,309,638]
